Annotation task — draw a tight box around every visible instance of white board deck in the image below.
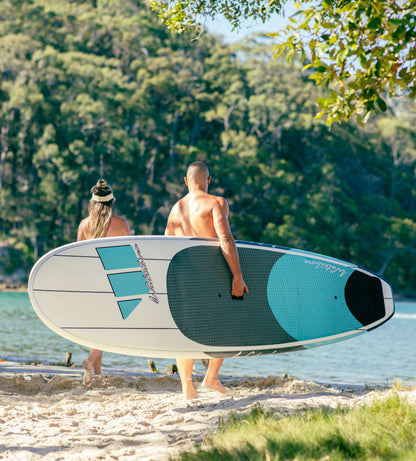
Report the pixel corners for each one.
[28,236,395,358]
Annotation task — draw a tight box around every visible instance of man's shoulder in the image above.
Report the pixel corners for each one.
[169,199,183,214]
[192,193,228,212]
[210,193,226,202]
[209,194,228,208]
[197,191,225,203]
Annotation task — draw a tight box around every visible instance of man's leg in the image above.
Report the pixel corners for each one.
[177,358,198,400]
[202,358,228,393]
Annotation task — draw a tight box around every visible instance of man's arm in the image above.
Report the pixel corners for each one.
[212,198,248,297]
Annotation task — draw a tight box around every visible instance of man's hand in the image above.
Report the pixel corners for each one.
[232,274,249,298]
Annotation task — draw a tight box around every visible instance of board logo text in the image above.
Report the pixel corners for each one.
[303,259,346,277]
[134,244,159,304]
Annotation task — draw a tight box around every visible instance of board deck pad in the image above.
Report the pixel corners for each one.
[28,236,395,359]
[168,246,295,347]
[167,246,387,350]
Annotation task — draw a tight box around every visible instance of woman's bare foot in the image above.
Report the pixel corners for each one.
[82,360,92,387]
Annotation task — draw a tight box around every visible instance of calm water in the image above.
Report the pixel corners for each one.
[0,292,414,386]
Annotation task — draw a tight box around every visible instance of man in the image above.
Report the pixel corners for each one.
[165,161,248,400]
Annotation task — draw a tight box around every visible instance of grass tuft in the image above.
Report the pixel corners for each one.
[173,393,416,460]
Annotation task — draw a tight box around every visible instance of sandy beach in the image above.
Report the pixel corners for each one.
[1,361,413,461]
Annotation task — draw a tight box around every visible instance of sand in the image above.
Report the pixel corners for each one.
[0,361,413,461]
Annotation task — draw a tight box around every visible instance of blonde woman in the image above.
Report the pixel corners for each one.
[77,179,131,386]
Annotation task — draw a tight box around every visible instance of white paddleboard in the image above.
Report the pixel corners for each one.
[28,236,394,358]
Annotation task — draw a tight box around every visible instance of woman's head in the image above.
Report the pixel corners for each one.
[87,179,115,239]
[90,179,115,204]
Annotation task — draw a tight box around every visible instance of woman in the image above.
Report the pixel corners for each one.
[77,179,131,386]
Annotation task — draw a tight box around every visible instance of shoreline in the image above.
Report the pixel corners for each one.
[0,359,374,392]
[0,283,28,293]
[0,360,406,461]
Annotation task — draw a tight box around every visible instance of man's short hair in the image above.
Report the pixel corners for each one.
[186,161,210,182]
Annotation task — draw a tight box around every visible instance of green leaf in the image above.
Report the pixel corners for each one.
[316,97,330,108]
[309,72,323,83]
[376,96,387,112]
[314,110,326,120]
[367,17,382,30]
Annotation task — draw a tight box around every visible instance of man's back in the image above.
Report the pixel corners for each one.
[165,162,246,297]
[166,191,226,239]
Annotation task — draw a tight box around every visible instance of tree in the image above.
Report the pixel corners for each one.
[151,0,416,125]
[1,0,416,295]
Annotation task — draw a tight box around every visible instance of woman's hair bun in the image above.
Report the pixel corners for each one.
[90,179,114,201]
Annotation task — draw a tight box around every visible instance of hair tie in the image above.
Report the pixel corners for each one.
[91,193,115,202]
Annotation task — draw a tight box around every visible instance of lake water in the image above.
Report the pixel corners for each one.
[0,292,414,386]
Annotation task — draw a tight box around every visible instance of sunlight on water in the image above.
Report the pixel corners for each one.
[394,313,416,320]
[0,293,415,386]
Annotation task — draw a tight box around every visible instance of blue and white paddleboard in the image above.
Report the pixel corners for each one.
[28,236,394,358]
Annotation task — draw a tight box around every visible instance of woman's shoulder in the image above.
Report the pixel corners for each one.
[108,215,131,236]
[77,217,90,241]
[111,215,129,225]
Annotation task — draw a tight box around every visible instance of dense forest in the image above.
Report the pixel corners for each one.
[1,0,416,296]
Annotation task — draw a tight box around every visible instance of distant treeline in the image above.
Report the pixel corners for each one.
[1,0,416,295]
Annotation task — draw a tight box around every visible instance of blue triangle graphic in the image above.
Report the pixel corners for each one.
[118,299,142,319]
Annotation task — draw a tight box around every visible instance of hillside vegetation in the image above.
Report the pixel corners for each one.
[1,0,416,295]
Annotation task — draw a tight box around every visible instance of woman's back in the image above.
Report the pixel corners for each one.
[77,215,130,240]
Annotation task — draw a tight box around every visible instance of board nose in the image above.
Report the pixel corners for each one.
[344,270,388,327]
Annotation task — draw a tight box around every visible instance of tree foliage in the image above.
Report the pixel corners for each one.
[274,0,416,125]
[150,0,284,31]
[1,0,416,295]
[152,0,416,125]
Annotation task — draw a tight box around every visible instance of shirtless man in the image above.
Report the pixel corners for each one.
[165,161,248,400]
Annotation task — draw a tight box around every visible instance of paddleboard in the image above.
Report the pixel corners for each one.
[28,236,394,358]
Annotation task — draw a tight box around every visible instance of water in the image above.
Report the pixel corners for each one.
[1,292,415,386]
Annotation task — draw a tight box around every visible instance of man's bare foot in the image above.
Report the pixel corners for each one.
[82,359,92,387]
[182,382,199,400]
[184,390,199,400]
[201,378,230,394]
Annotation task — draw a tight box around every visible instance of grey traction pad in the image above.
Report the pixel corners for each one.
[166,246,299,350]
